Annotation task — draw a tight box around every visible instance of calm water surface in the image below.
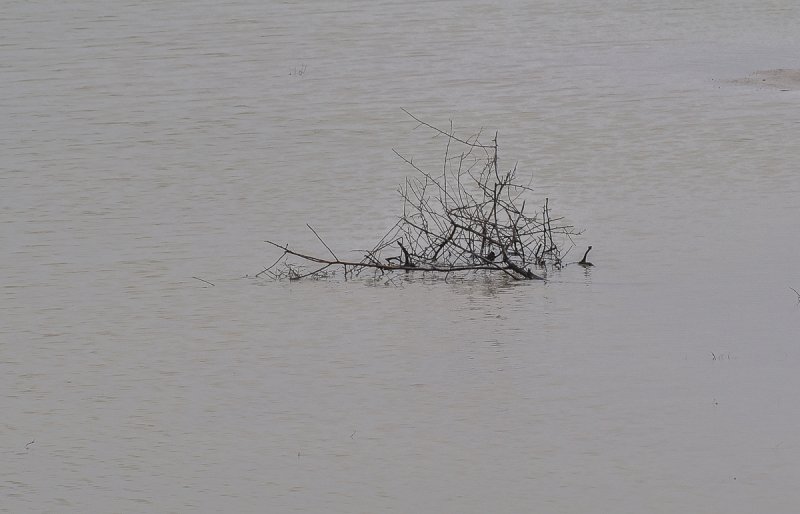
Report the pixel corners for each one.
[3,1,800,512]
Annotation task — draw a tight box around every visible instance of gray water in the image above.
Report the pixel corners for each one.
[3,1,800,512]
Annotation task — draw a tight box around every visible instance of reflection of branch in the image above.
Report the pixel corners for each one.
[791,286,800,303]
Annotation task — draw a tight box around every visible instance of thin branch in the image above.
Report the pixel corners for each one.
[192,276,215,286]
[307,224,338,261]
[257,251,289,277]
[401,108,493,149]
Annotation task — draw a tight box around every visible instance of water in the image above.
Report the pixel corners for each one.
[3,1,800,512]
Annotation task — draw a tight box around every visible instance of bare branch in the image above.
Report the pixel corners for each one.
[263,112,586,282]
[306,224,338,261]
[400,108,493,149]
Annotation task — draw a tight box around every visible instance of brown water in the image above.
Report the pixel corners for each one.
[3,1,800,512]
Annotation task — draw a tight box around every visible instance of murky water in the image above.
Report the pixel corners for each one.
[3,1,800,512]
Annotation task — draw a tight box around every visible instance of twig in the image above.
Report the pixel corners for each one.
[256,251,288,278]
[400,108,493,149]
[307,224,338,261]
[192,276,215,287]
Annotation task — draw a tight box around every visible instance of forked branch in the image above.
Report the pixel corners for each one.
[264,112,584,281]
